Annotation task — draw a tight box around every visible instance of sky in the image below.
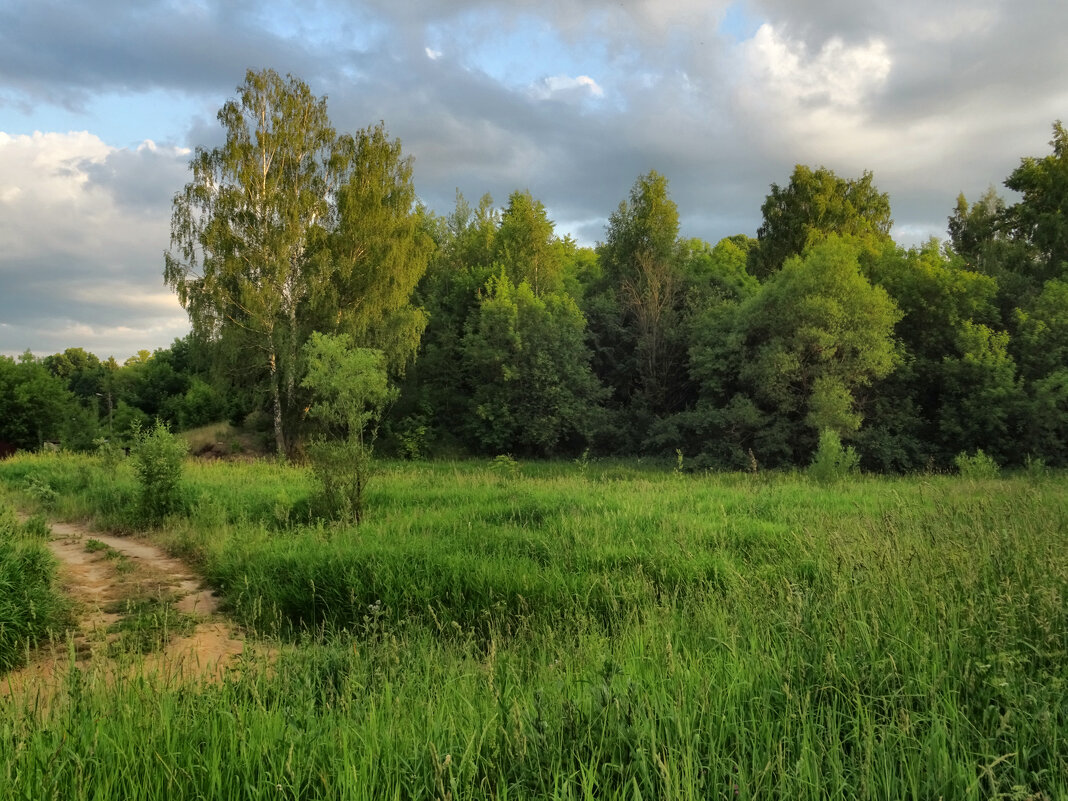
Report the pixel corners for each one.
[1,0,1066,361]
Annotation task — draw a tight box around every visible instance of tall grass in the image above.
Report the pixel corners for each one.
[0,502,69,673]
[0,454,1066,799]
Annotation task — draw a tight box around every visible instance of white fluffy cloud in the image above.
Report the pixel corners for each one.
[0,131,189,359]
[745,24,891,111]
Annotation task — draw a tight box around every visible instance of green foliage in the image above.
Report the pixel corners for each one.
[130,420,188,524]
[302,334,394,439]
[16,121,1068,474]
[599,170,680,284]
[1003,121,1068,281]
[954,449,1001,480]
[679,235,759,302]
[489,453,521,481]
[94,437,124,470]
[939,322,1023,464]
[494,190,564,297]
[462,272,606,455]
[1014,278,1068,380]
[0,353,82,451]
[301,332,394,523]
[808,428,860,483]
[752,164,893,279]
[21,474,58,509]
[166,68,429,458]
[593,171,691,421]
[1024,454,1048,482]
[728,236,901,462]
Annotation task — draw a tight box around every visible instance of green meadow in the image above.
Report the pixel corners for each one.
[1,453,1066,800]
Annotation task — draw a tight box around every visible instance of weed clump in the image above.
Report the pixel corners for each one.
[130,420,188,524]
[955,448,1000,480]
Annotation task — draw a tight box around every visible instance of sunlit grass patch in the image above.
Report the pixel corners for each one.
[0,453,1066,798]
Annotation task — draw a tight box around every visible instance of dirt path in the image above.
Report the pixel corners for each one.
[3,518,245,697]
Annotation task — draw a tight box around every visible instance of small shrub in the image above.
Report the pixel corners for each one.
[954,449,1000,480]
[301,334,393,525]
[393,413,430,461]
[21,475,58,509]
[809,429,860,483]
[490,454,520,481]
[130,420,188,524]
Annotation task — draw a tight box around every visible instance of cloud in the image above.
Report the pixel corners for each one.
[0,131,189,359]
[528,74,605,102]
[2,0,1068,360]
[745,24,891,110]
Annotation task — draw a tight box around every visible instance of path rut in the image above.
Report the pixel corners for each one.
[3,518,245,697]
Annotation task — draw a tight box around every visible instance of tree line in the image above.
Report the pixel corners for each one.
[5,69,1067,472]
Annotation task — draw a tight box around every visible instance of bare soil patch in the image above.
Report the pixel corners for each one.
[2,518,245,697]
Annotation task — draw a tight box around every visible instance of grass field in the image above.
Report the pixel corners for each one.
[1,452,1066,799]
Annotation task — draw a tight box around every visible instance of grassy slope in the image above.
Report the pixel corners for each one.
[0,453,1066,799]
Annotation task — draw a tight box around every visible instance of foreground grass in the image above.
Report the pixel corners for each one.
[0,502,69,672]
[1,453,1066,799]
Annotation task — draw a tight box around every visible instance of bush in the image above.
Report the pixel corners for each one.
[954,449,1000,480]
[130,420,188,524]
[21,475,58,509]
[809,429,860,483]
[490,453,521,482]
[301,334,394,525]
[307,438,372,524]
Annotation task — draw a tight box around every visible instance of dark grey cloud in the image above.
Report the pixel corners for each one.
[82,144,190,215]
[0,0,331,107]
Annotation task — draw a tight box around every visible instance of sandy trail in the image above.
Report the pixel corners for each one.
[3,518,246,696]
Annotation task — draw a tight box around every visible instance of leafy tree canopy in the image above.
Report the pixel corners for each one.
[751,165,893,279]
[165,68,430,457]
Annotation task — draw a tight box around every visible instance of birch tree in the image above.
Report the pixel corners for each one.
[165,69,430,457]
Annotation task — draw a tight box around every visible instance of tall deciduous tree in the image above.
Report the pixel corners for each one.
[751,165,893,280]
[494,190,563,297]
[730,236,901,462]
[165,68,430,458]
[1004,121,1068,281]
[591,171,688,429]
[461,271,605,456]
